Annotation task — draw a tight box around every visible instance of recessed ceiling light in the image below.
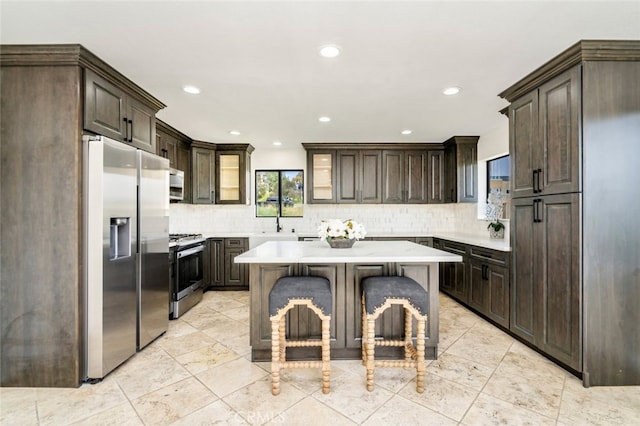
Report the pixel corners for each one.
[319,44,341,58]
[183,85,201,94]
[401,130,412,135]
[318,116,331,123]
[273,141,282,146]
[229,130,241,136]
[443,87,461,96]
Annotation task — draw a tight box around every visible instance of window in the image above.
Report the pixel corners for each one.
[256,170,304,217]
[486,155,510,219]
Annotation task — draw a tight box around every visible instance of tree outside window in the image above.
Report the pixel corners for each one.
[256,170,304,217]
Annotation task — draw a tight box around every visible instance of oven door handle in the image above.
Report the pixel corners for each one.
[177,245,204,258]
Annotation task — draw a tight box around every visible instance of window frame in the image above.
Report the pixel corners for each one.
[255,169,304,217]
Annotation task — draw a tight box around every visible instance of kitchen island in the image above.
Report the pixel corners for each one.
[235,240,462,361]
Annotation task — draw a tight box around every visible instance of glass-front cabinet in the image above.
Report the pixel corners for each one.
[215,144,254,205]
[307,151,336,203]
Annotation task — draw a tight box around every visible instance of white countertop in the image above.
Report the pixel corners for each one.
[432,232,511,252]
[234,240,463,264]
[194,231,510,252]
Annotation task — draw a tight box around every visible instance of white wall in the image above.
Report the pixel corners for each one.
[476,119,509,219]
[170,123,510,237]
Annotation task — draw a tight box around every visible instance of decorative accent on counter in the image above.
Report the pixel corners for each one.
[317,219,366,248]
[486,189,506,239]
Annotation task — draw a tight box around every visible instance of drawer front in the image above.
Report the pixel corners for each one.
[440,239,467,256]
[468,246,508,266]
[225,238,247,249]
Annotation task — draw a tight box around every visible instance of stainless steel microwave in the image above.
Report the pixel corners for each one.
[169,168,184,201]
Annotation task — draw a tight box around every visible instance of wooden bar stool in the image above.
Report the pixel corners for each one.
[361,275,428,393]
[268,276,332,396]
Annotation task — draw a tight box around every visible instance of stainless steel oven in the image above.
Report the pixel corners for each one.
[169,234,204,319]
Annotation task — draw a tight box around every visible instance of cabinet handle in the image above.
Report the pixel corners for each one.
[123,117,128,142]
[536,168,543,193]
[533,169,538,193]
[533,198,543,223]
[211,190,215,203]
[128,119,133,142]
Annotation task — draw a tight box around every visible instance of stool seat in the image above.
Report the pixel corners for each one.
[269,276,332,317]
[362,276,427,315]
[269,276,332,396]
[361,275,428,393]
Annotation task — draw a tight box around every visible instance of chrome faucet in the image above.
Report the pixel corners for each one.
[276,214,283,233]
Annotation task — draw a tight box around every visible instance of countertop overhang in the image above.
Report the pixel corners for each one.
[234,240,463,264]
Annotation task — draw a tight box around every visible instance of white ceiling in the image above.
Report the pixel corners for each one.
[2,1,639,150]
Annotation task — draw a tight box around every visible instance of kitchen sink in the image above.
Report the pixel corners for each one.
[248,232,298,249]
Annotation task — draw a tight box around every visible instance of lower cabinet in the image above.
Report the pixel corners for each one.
[436,238,510,328]
[205,237,249,289]
[467,247,510,328]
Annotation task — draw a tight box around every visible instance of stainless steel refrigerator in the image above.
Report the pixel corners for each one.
[84,135,169,380]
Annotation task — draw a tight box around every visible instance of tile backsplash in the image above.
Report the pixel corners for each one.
[169,202,506,237]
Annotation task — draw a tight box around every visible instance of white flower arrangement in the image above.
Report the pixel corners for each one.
[486,189,506,232]
[317,219,367,241]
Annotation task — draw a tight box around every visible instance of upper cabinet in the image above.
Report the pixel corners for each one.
[190,141,254,205]
[304,142,473,205]
[216,144,254,205]
[443,136,478,203]
[382,149,428,204]
[156,120,192,203]
[307,150,336,203]
[191,141,216,204]
[336,150,382,203]
[509,67,581,199]
[84,68,161,153]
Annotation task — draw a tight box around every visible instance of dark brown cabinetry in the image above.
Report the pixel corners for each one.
[215,144,254,205]
[438,239,469,303]
[500,40,640,385]
[191,141,216,204]
[85,69,158,153]
[435,238,509,328]
[427,150,445,204]
[468,247,510,328]
[382,150,428,204]
[1,44,165,387]
[156,120,192,202]
[303,143,446,204]
[205,238,249,290]
[336,150,382,203]
[511,194,581,369]
[509,67,580,199]
[443,136,478,203]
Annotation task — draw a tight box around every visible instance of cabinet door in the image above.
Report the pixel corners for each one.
[382,150,404,203]
[308,151,336,203]
[224,246,246,287]
[427,150,445,204]
[511,198,538,343]
[84,69,127,141]
[457,143,477,202]
[405,151,428,203]
[443,143,457,203]
[486,264,509,328]
[509,90,539,199]
[345,264,389,349]
[127,96,156,153]
[177,141,191,203]
[192,147,215,204]
[538,67,581,196]
[337,150,358,203]
[360,150,382,203]
[216,151,244,204]
[537,193,581,370]
[209,239,224,287]
[468,259,486,312]
[157,130,178,167]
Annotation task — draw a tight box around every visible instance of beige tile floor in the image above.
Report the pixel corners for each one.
[2,291,639,425]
